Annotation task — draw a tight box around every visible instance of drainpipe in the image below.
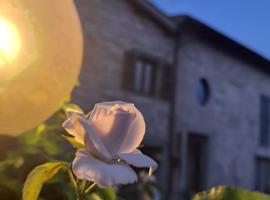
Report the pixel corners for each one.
[166,26,181,200]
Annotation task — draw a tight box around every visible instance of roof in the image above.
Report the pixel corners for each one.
[129,0,270,72]
[129,0,177,32]
[173,16,270,71]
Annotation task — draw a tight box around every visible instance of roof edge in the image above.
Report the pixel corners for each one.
[129,0,177,33]
[174,15,270,70]
[129,1,270,68]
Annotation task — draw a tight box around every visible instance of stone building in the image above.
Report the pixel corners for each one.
[72,0,270,199]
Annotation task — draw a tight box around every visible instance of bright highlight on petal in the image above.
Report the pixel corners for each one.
[0,17,21,67]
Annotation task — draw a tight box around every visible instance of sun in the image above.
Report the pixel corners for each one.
[0,17,21,67]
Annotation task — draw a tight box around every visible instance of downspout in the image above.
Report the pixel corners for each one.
[166,25,181,200]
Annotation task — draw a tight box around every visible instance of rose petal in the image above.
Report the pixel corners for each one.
[89,109,133,153]
[63,109,112,161]
[118,150,158,175]
[66,108,84,118]
[79,118,112,161]
[88,102,145,154]
[73,150,138,187]
[118,110,145,153]
[90,101,132,113]
[63,110,85,144]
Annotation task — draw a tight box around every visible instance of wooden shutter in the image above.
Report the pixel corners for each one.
[122,51,135,90]
[160,65,172,100]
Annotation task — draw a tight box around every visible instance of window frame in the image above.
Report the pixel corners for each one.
[259,95,270,147]
[122,49,172,100]
[196,78,210,105]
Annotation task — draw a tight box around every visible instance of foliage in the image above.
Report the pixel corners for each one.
[62,135,85,149]
[23,162,67,200]
[118,171,161,200]
[88,187,117,200]
[5,101,269,200]
[0,103,77,200]
[0,102,161,200]
[193,186,270,200]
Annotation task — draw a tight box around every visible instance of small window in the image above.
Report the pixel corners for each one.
[196,79,210,105]
[255,157,270,193]
[122,51,171,100]
[259,95,270,147]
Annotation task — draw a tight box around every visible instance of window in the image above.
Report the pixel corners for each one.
[133,61,153,94]
[259,95,270,147]
[122,50,171,100]
[186,134,208,196]
[255,157,270,193]
[196,78,210,105]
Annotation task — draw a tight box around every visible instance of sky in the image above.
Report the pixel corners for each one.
[151,0,270,60]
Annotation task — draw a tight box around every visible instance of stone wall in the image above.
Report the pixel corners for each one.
[70,0,270,197]
[73,0,173,143]
[175,33,270,191]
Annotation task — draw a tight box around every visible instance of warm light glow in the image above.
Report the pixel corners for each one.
[0,17,21,66]
[0,0,83,136]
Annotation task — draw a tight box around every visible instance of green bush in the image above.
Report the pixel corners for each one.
[193,186,270,200]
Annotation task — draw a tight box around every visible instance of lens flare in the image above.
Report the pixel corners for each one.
[0,17,21,66]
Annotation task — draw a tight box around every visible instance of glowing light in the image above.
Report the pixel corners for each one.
[0,17,21,66]
[0,0,83,136]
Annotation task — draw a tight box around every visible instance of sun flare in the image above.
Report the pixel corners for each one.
[0,17,21,66]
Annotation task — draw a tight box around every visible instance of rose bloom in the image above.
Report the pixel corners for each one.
[63,101,158,187]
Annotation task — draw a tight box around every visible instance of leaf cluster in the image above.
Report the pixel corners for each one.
[193,186,270,200]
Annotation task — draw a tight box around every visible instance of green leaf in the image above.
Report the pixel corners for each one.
[86,187,117,200]
[62,135,85,149]
[193,186,270,200]
[36,124,46,135]
[87,193,103,200]
[41,139,62,156]
[96,187,117,200]
[22,162,66,200]
[62,103,84,114]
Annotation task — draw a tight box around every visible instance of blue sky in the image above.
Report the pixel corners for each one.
[151,0,270,60]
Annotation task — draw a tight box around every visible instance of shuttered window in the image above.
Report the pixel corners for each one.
[259,95,270,147]
[122,50,171,100]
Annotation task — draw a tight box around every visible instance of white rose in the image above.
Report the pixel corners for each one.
[63,101,158,187]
